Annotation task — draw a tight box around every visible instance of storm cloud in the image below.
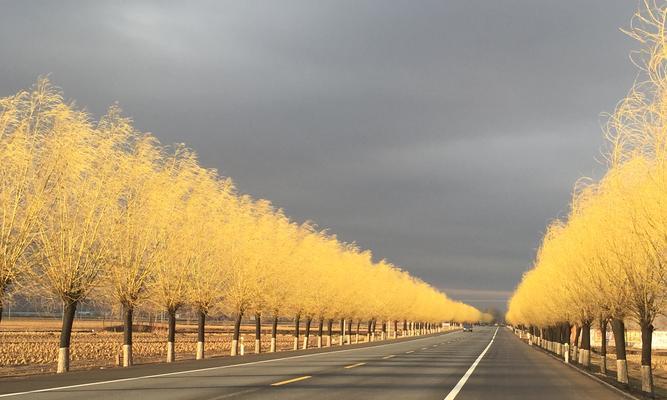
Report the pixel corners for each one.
[0,1,638,311]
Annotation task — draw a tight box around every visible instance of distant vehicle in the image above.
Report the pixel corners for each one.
[462,323,473,332]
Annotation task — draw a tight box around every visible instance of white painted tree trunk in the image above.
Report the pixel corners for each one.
[196,341,204,360]
[231,339,238,356]
[581,349,590,367]
[641,365,653,393]
[123,344,133,366]
[617,359,628,384]
[167,341,175,362]
[57,347,69,373]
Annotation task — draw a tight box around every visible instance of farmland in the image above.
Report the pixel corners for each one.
[0,318,385,376]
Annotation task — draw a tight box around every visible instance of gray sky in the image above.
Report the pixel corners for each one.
[0,1,638,312]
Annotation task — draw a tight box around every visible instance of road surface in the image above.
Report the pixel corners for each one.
[0,327,628,399]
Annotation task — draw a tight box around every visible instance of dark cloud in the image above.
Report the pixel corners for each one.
[0,0,638,311]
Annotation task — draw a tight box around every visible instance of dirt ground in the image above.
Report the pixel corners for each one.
[0,318,401,377]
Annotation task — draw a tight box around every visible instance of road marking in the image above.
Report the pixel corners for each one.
[382,355,395,359]
[0,333,452,398]
[433,345,438,347]
[344,362,366,369]
[443,328,498,400]
[209,388,261,399]
[421,347,428,350]
[405,350,414,354]
[271,375,312,386]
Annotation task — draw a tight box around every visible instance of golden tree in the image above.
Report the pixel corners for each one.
[0,79,59,324]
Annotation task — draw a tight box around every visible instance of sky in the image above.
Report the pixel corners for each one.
[0,1,639,312]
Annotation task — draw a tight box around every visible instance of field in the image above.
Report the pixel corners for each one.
[0,318,370,377]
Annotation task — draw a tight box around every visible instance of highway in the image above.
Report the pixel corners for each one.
[0,327,629,399]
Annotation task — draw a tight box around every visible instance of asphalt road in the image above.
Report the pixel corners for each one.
[0,327,629,399]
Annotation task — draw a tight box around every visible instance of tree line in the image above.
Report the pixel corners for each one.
[507,1,667,395]
[0,79,487,373]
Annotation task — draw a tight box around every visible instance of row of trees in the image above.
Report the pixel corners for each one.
[507,1,667,394]
[0,79,487,373]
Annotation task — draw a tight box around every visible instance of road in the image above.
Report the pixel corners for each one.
[0,327,629,399]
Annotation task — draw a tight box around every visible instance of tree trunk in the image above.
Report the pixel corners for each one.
[572,325,581,363]
[57,299,78,373]
[640,319,654,394]
[255,313,261,354]
[231,312,242,356]
[393,320,398,339]
[562,323,570,345]
[317,318,324,348]
[366,320,373,342]
[196,310,205,360]
[166,308,176,362]
[355,320,361,343]
[123,305,134,366]
[339,318,345,346]
[599,319,607,374]
[327,319,333,347]
[580,321,591,367]
[293,314,300,350]
[381,321,387,340]
[270,315,278,353]
[403,320,407,336]
[303,316,312,349]
[611,318,628,384]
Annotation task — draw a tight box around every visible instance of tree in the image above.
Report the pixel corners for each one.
[34,100,125,373]
[150,147,203,363]
[102,111,166,367]
[0,79,59,325]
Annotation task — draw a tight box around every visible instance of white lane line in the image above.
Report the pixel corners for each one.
[405,350,414,354]
[443,328,498,400]
[382,355,395,359]
[0,333,451,398]
[209,388,262,399]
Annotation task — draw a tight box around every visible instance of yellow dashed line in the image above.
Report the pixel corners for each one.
[344,362,366,369]
[382,355,395,359]
[271,376,312,386]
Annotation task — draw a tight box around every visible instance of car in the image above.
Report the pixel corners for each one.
[462,323,473,332]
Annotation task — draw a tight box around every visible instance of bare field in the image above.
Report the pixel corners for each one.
[0,318,378,377]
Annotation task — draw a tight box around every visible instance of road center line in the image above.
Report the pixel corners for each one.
[271,375,312,386]
[443,328,498,400]
[382,355,395,359]
[344,362,366,369]
[405,350,414,354]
